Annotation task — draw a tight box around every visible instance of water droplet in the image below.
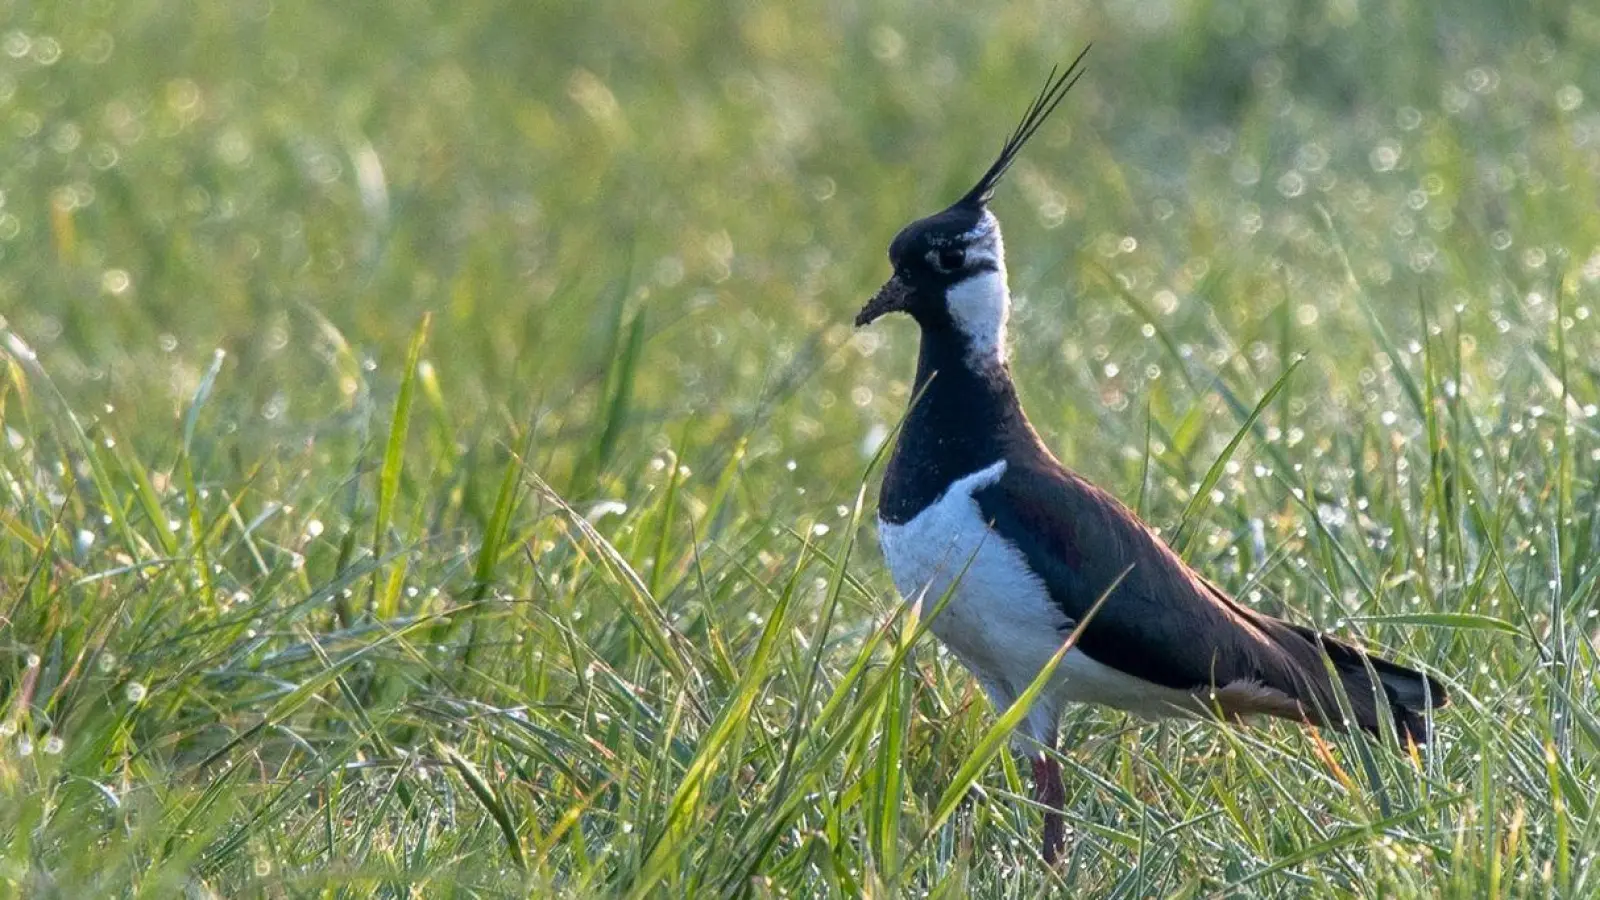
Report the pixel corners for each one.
[1370,141,1401,172]
[101,269,131,295]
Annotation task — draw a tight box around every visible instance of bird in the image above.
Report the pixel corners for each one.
[853,49,1448,864]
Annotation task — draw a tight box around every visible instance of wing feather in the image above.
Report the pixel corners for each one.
[974,457,1318,695]
[974,451,1447,741]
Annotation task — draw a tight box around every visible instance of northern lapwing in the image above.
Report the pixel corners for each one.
[854,50,1448,863]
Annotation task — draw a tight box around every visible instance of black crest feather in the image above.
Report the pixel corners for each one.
[959,46,1090,208]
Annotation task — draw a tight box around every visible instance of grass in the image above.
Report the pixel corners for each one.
[2,0,1599,895]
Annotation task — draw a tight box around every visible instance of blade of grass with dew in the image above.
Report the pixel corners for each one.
[372,312,430,619]
[1345,612,1522,637]
[869,592,913,882]
[1223,791,1469,892]
[733,413,898,865]
[724,572,966,890]
[573,277,643,490]
[456,429,534,664]
[175,348,232,609]
[1175,357,1301,558]
[645,442,682,598]
[438,740,526,870]
[626,538,807,900]
[526,469,694,684]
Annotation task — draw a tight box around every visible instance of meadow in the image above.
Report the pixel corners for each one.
[2,0,1599,895]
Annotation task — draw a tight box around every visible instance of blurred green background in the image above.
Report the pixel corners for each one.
[2,0,1599,895]
[6,0,1595,497]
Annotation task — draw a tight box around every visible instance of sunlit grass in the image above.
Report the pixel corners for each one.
[2,0,1598,895]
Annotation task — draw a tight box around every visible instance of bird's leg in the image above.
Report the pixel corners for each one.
[1031,751,1066,864]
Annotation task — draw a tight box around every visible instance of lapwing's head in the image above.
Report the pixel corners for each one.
[855,50,1087,366]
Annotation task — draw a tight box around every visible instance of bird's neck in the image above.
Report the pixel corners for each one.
[908,325,1014,402]
[878,325,1031,523]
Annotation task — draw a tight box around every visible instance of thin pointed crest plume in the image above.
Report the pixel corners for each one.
[959,45,1090,208]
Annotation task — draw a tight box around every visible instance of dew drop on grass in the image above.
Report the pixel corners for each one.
[101,269,131,295]
[2,31,31,58]
[1370,141,1401,172]
[43,735,63,755]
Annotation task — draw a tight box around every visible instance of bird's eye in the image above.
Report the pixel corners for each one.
[930,247,966,272]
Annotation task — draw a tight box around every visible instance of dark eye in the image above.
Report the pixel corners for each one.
[931,247,966,272]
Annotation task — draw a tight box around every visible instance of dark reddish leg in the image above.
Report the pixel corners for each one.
[1031,753,1066,864]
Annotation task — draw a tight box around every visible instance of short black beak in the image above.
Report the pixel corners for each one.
[854,275,912,327]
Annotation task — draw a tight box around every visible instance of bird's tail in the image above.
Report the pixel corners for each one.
[1275,622,1449,744]
[1195,577,1448,743]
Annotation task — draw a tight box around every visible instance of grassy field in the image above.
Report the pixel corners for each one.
[2,0,1599,895]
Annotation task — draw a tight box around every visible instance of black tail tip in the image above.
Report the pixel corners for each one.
[1394,705,1437,745]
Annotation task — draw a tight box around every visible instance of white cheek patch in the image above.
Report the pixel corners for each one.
[946,268,1010,367]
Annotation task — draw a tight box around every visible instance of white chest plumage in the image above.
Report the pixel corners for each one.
[876,460,1192,741]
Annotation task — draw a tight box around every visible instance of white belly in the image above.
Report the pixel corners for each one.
[877,460,1193,743]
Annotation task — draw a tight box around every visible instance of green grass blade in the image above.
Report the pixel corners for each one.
[439,741,526,870]
[372,312,431,618]
[1175,357,1302,557]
